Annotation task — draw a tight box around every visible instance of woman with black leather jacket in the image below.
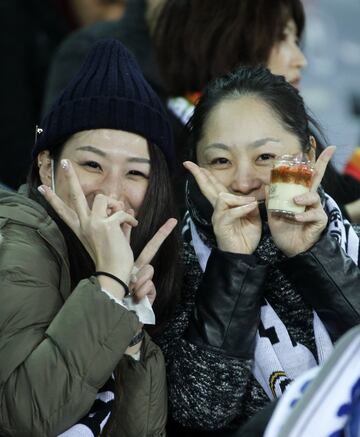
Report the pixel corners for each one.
[157,66,360,435]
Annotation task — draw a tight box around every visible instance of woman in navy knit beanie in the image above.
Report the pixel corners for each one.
[0,39,180,436]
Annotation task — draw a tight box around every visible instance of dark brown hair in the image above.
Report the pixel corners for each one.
[154,0,305,95]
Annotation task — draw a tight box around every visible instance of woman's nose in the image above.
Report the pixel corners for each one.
[100,173,125,201]
[293,44,308,69]
[230,168,261,195]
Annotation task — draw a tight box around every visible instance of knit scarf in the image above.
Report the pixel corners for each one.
[184,179,359,401]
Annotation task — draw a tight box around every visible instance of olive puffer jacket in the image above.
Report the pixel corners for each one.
[0,188,167,437]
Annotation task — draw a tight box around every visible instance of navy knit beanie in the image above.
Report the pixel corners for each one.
[34,39,174,167]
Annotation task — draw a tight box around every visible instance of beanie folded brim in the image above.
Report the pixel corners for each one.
[34,96,174,166]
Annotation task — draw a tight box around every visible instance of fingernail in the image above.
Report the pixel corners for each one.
[61,159,69,170]
[37,185,46,195]
[164,218,177,231]
[242,201,257,208]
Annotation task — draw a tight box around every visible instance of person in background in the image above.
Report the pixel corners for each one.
[43,0,165,114]
[157,66,360,435]
[68,0,126,27]
[0,39,180,437]
[154,0,360,222]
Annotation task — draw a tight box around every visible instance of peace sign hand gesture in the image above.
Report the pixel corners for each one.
[128,218,178,306]
[39,159,137,284]
[39,159,178,305]
[268,146,336,257]
[184,161,262,254]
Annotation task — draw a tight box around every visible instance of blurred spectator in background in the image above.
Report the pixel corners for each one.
[43,0,164,114]
[0,0,69,189]
[68,0,126,27]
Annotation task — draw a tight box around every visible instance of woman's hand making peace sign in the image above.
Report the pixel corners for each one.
[39,159,177,304]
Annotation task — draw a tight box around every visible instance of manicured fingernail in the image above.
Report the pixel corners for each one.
[37,185,46,194]
[61,159,69,170]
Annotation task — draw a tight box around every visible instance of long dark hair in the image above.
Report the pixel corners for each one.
[154,0,305,95]
[27,142,181,334]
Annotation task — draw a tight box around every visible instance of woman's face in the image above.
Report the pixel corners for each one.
[40,129,150,217]
[196,96,303,201]
[267,19,307,89]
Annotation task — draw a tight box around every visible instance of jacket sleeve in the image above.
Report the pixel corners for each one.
[105,332,167,437]
[279,233,360,341]
[0,223,139,437]
[158,246,267,430]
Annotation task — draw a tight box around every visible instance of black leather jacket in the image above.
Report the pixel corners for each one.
[186,233,360,358]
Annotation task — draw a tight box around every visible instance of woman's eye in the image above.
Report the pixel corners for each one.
[281,30,299,45]
[257,154,276,162]
[210,157,231,166]
[82,161,102,170]
[128,170,149,179]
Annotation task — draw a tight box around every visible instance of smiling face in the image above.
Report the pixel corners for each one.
[39,128,150,216]
[196,96,303,200]
[267,19,307,89]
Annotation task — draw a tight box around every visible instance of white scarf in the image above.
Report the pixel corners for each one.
[189,193,359,400]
